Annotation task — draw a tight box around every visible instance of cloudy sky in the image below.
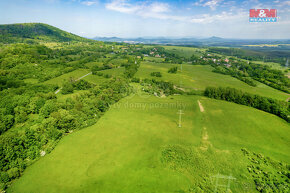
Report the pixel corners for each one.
[0,0,290,39]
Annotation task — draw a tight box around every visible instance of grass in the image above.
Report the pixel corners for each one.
[135,62,289,101]
[8,94,289,193]
[56,90,90,101]
[162,45,206,58]
[101,67,125,76]
[82,67,125,85]
[43,69,90,86]
[23,78,39,84]
[251,60,288,71]
[143,56,165,62]
[84,61,103,69]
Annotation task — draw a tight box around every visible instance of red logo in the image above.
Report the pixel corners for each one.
[249,9,277,18]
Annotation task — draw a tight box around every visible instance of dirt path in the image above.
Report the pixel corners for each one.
[54,87,62,94]
[75,72,92,81]
[198,100,204,112]
[200,127,212,151]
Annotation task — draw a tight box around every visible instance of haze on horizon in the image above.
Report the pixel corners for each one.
[0,0,290,39]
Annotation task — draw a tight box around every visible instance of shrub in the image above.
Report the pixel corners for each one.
[150,72,162,77]
[168,66,178,73]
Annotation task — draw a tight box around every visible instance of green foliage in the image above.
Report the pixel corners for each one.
[150,71,162,77]
[204,87,289,122]
[91,64,112,75]
[39,100,58,118]
[0,78,131,189]
[168,66,178,73]
[211,60,288,91]
[141,78,176,96]
[124,57,140,78]
[131,77,140,83]
[208,47,289,65]
[0,23,91,43]
[241,148,290,192]
[61,79,92,94]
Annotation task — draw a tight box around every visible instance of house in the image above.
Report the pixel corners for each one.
[224,58,229,63]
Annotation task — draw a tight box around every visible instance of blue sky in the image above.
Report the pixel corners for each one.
[0,0,290,39]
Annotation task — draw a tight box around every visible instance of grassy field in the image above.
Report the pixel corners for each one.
[8,94,289,193]
[135,62,289,101]
[162,45,205,58]
[251,60,288,71]
[43,69,91,86]
[82,67,125,85]
[143,56,165,62]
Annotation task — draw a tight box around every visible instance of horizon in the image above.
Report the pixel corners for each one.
[0,0,290,39]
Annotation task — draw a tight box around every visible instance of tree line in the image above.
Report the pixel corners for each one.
[204,87,289,122]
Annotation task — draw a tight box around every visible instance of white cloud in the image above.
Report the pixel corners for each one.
[281,1,290,5]
[105,0,182,20]
[81,1,98,6]
[149,2,170,13]
[105,0,250,24]
[105,0,141,14]
[189,11,247,23]
[194,0,223,10]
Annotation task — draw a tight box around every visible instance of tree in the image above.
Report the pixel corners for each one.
[39,100,57,118]
[168,66,178,74]
[61,82,74,94]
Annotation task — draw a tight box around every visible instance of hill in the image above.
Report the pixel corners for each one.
[0,23,91,43]
[0,25,289,192]
[8,95,290,193]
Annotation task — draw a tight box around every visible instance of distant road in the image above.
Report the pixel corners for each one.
[54,87,62,94]
[54,72,92,94]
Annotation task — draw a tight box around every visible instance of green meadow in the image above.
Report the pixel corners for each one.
[43,68,91,86]
[135,62,289,101]
[8,94,289,193]
[162,45,205,58]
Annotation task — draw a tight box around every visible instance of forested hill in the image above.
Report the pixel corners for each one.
[0,23,91,43]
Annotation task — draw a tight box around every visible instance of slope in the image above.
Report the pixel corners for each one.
[8,95,289,193]
[0,23,91,43]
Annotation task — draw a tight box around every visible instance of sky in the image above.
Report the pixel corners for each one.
[0,0,290,39]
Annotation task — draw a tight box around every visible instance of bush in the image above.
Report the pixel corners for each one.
[61,82,74,94]
[7,168,20,179]
[168,66,178,74]
[96,72,103,76]
[103,74,112,78]
[131,77,140,83]
[150,72,162,77]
